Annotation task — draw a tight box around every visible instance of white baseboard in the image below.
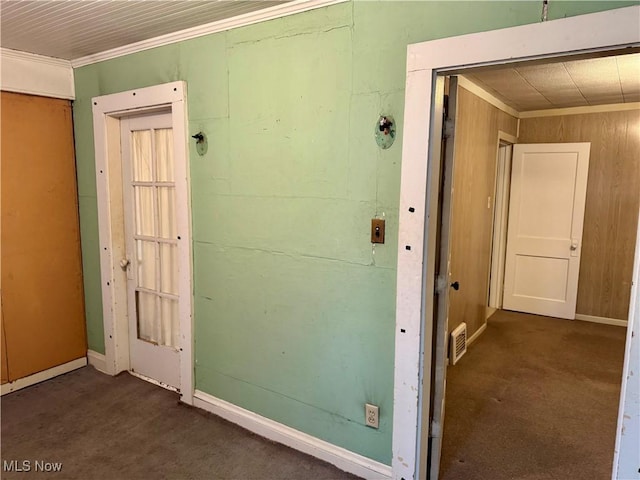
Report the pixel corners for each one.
[193,390,392,480]
[575,314,627,327]
[87,350,108,373]
[468,322,487,347]
[1,357,87,396]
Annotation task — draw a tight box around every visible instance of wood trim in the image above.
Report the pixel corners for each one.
[520,102,640,118]
[0,48,74,99]
[458,76,520,118]
[0,357,87,396]
[71,0,348,67]
[467,322,487,347]
[498,130,518,145]
[394,67,435,480]
[574,314,627,327]
[193,390,392,480]
[613,209,640,478]
[87,350,107,373]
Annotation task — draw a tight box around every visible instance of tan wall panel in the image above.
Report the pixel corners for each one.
[519,110,640,320]
[1,92,87,380]
[448,86,518,336]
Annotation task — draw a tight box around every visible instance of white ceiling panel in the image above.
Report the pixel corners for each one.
[467,69,553,111]
[466,52,640,111]
[565,57,622,97]
[617,54,640,101]
[0,0,288,61]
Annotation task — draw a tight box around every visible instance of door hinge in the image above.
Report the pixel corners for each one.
[443,118,455,139]
[430,419,441,438]
[435,275,448,294]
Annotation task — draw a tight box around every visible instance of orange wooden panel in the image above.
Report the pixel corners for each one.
[1,92,87,381]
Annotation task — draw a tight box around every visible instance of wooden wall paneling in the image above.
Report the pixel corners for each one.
[1,92,87,381]
[518,110,640,320]
[448,86,518,337]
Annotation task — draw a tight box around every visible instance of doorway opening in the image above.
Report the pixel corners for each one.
[91,81,194,404]
[391,7,640,480]
[435,50,638,478]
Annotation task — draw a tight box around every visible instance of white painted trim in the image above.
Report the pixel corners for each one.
[71,0,348,68]
[0,357,87,395]
[520,102,640,118]
[192,390,392,480]
[0,48,74,99]
[458,75,521,118]
[467,322,487,347]
[613,209,640,479]
[498,130,518,145]
[395,6,640,479]
[92,81,194,405]
[489,141,513,310]
[87,350,107,373]
[575,314,627,328]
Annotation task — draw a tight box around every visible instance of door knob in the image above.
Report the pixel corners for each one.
[120,258,131,269]
[451,281,460,291]
[570,239,579,257]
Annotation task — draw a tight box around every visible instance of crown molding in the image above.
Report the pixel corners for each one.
[1,47,72,68]
[1,48,74,99]
[71,0,348,68]
[457,75,521,118]
[520,102,640,118]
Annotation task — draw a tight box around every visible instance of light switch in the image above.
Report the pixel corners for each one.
[371,219,385,244]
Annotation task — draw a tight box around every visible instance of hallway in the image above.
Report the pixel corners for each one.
[440,310,626,480]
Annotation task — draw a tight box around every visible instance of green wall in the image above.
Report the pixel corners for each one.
[73,0,637,465]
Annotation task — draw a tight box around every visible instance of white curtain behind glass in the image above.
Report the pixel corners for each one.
[131,128,179,348]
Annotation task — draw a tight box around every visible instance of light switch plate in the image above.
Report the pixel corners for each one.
[371,218,385,244]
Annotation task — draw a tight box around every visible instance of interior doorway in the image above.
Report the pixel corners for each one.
[91,81,194,403]
[391,7,640,479]
[435,54,637,478]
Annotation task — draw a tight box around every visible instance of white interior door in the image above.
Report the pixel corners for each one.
[503,143,590,320]
[121,112,180,388]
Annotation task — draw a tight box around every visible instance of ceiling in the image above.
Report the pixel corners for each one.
[466,53,640,111]
[1,1,638,112]
[0,0,288,61]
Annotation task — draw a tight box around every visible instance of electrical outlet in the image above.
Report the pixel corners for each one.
[365,403,379,429]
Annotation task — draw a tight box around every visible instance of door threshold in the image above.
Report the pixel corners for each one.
[129,370,179,393]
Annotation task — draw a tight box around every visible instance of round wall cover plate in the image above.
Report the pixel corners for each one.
[375,115,396,149]
[193,132,208,156]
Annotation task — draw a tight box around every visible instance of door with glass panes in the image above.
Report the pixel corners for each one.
[121,112,179,388]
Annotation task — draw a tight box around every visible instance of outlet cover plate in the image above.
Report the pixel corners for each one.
[365,403,379,429]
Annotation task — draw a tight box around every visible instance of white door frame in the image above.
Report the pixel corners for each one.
[393,7,640,479]
[92,81,194,405]
[488,134,516,311]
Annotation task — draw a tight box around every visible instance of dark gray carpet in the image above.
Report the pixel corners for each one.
[1,367,360,480]
[440,310,626,480]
